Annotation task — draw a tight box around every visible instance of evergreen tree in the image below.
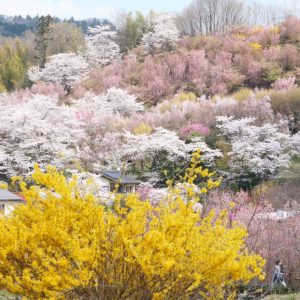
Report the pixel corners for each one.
[34,15,52,68]
[116,11,148,52]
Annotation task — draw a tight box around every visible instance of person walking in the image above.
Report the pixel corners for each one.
[279,261,286,287]
[272,260,281,285]
[272,260,286,287]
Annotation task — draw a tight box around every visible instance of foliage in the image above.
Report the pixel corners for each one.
[115,11,148,52]
[271,76,297,91]
[82,15,300,103]
[261,63,282,85]
[179,123,211,140]
[0,88,145,179]
[0,158,264,299]
[34,15,52,69]
[0,94,80,179]
[74,88,144,117]
[207,189,300,290]
[84,25,121,67]
[133,122,153,135]
[28,53,89,93]
[0,41,29,91]
[217,116,295,190]
[141,13,179,54]
[280,16,300,43]
[118,128,222,185]
[270,88,300,134]
[47,22,85,56]
[279,44,300,71]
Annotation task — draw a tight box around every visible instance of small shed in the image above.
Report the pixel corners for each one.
[101,171,140,194]
[0,190,24,215]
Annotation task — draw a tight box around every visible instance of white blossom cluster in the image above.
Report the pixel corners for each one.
[0,94,83,177]
[216,116,296,179]
[28,25,121,90]
[120,127,221,164]
[28,53,89,88]
[141,14,180,53]
[74,88,144,118]
[0,88,144,178]
[84,25,121,66]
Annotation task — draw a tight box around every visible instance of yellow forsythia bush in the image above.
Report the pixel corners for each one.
[0,153,265,300]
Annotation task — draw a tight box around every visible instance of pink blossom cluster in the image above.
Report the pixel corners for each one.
[207,190,300,288]
[179,123,211,139]
[271,76,297,91]
[84,18,300,104]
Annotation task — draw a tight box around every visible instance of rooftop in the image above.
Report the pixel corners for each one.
[102,171,140,185]
[0,190,24,202]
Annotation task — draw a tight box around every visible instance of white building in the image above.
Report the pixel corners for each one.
[255,210,300,220]
[0,190,24,215]
[100,171,140,194]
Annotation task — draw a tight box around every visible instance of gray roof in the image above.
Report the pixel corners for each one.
[0,190,24,202]
[102,171,140,184]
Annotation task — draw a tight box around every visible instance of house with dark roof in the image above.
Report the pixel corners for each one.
[100,171,140,194]
[0,190,24,215]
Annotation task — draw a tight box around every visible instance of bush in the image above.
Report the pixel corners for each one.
[280,45,300,71]
[231,88,252,102]
[271,88,300,116]
[0,159,265,299]
[280,16,300,43]
[262,63,283,85]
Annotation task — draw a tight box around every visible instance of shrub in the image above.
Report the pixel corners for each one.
[179,123,211,139]
[263,47,281,62]
[254,27,280,48]
[231,88,252,102]
[208,189,300,290]
[280,16,300,43]
[271,76,297,91]
[271,88,300,116]
[0,160,264,299]
[261,62,283,85]
[280,45,300,71]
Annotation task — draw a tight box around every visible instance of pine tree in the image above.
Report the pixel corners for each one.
[34,15,52,69]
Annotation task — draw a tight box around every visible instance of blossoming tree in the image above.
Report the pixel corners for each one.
[84,25,121,66]
[141,13,180,53]
[216,116,295,189]
[28,53,89,93]
[118,127,222,185]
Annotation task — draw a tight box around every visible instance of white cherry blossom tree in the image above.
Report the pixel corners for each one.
[84,25,121,66]
[141,13,180,54]
[216,116,295,188]
[28,53,89,94]
[74,88,144,118]
[117,127,222,186]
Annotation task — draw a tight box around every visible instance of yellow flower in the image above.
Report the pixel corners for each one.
[250,42,262,51]
[134,122,153,135]
[229,201,235,208]
[0,159,265,299]
[200,187,208,193]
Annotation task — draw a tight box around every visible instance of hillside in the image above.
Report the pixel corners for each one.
[0,9,299,299]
